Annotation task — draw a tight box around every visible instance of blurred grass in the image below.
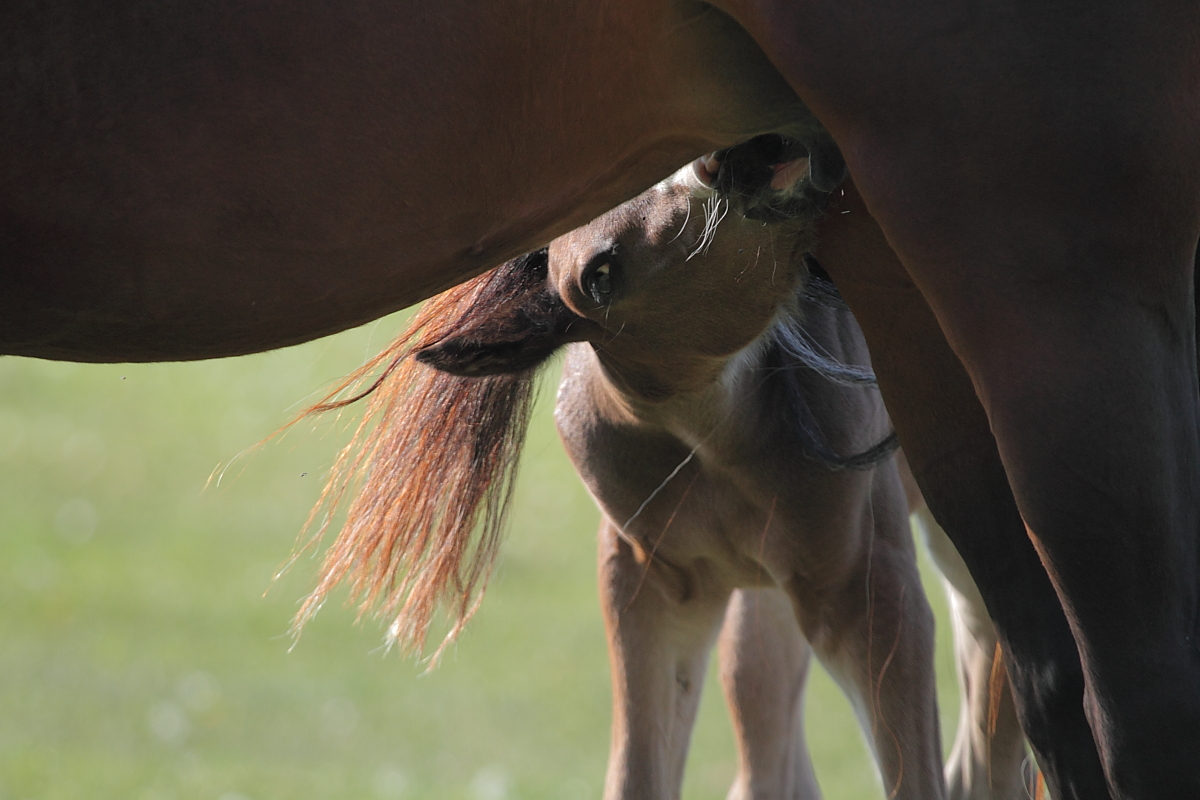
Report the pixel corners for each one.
[0,312,960,800]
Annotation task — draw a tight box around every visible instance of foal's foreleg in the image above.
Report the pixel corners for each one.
[790,501,946,800]
[717,587,821,800]
[914,508,1027,800]
[598,520,731,800]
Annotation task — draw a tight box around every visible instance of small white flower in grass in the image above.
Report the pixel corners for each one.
[146,701,189,745]
[320,697,359,738]
[178,671,221,714]
[470,767,509,800]
[372,765,409,798]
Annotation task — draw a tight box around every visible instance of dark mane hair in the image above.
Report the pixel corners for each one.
[289,253,549,659]
[764,273,899,471]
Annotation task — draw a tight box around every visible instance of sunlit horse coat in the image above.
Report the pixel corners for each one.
[296,161,1028,799]
[6,4,1200,796]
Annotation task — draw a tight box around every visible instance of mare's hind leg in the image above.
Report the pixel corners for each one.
[598,519,731,800]
[787,468,945,800]
[913,508,1027,800]
[718,587,821,800]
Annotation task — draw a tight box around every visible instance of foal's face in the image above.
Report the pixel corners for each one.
[548,169,812,372]
[413,164,816,395]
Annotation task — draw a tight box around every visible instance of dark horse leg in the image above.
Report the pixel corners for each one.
[888,196,1199,800]
[813,184,1110,800]
[737,3,1200,796]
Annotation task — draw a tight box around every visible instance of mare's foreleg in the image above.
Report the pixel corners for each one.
[914,508,1027,800]
[598,519,731,800]
[717,587,821,800]
[916,228,1200,799]
[847,146,1200,797]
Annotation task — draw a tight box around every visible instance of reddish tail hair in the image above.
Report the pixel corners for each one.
[290,259,544,659]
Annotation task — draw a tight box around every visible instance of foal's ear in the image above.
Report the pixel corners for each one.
[415,251,590,377]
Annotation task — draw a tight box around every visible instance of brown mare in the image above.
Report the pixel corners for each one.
[296,161,1026,799]
[5,4,1200,797]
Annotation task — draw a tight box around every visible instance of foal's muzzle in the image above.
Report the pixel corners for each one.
[710,133,847,223]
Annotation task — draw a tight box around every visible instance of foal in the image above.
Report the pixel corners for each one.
[297,162,1024,799]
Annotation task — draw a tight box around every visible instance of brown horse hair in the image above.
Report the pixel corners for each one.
[288,254,547,660]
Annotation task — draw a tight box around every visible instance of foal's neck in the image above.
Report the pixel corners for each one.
[574,285,882,478]
[580,294,805,442]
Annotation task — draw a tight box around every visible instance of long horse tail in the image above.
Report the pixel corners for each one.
[288,260,542,661]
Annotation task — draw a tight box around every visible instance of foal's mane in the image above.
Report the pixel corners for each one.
[290,255,545,659]
[758,259,899,471]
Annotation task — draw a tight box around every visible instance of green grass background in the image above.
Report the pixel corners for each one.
[0,311,962,800]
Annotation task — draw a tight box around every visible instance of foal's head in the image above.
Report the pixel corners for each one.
[421,162,817,396]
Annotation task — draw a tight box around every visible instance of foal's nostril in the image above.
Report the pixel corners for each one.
[691,153,721,188]
[713,133,840,223]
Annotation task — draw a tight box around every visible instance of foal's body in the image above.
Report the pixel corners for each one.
[568,296,939,799]
[548,180,1029,800]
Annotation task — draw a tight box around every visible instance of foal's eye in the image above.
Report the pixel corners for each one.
[584,262,613,304]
